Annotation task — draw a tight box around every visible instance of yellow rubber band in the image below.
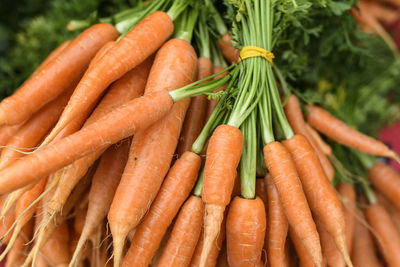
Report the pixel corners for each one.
[238,46,274,64]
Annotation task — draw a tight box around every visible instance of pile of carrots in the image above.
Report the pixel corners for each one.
[0,0,399,267]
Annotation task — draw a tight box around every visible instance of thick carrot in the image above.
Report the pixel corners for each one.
[4,218,33,267]
[283,134,351,266]
[289,227,314,267]
[41,222,70,267]
[264,141,323,267]
[0,23,118,126]
[337,183,356,254]
[200,125,243,267]
[283,94,334,180]
[0,88,74,170]
[226,196,266,267]
[351,209,383,267]
[366,204,400,266]
[305,124,332,155]
[32,40,71,77]
[70,140,130,265]
[205,66,228,122]
[368,162,400,209]
[0,123,24,149]
[176,57,213,156]
[306,105,398,160]
[119,151,201,266]
[109,38,197,267]
[46,11,174,141]
[154,195,204,267]
[316,219,345,267]
[265,173,289,267]
[218,34,239,63]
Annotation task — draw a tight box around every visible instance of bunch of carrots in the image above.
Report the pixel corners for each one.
[0,0,399,267]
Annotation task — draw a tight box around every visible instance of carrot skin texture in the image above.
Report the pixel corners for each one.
[337,182,356,254]
[306,105,396,159]
[283,134,350,265]
[316,220,345,267]
[50,11,173,136]
[289,227,315,267]
[4,218,33,267]
[0,89,173,194]
[154,196,204,267]
[176,57,213,156]
[265,174,289,267]
[368,162,400,209]
[305,124,332,155]
[218,34,239,63]
[0,123,23,150]
[120,152,201,266]
[226,196,266,267]
[263,141,323,267]
[366,204,400,266]
[0,23,118,125]
[41,222,70,267]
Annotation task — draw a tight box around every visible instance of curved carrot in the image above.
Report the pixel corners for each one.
[46,11,174,141]
[70,140,130,266]
[264,141,323,267]
[154,196,204,267]
[109,38,197,267]
[368,162,400,209]
[366,204,400,266]
[337,182,356,254]
[316,219,345,267]
[0,23,118,126]
[283,134,351,266]
[351,209,383,267]
[41,222,70,267]
[283,94,334,180]
[176,56,213,156]
[265,173,289,267]
[226,196,266,267]
[289,227,314,267]
[306,105,398,161]
[218,34,239,63]
[200,125,243,267]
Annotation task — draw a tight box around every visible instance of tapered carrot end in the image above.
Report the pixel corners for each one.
[335,234,353,267]
[112,237,124,267]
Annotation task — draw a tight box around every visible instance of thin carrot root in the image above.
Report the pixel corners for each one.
[334,235,353,267]
[112,235,124,267]
[0,224,20,261]
[199,204,225,267]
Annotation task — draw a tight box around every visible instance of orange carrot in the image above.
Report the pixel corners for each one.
[70,140,130,265]
[216,241,229,267]
[4,218,33,267]
[218,34,239,63]
[200,125,243,267]
[289,227,314,267]
[307,105,398,160]
[109,38,197,267]
[368,162,400,209]
[154,196,204,267]
[375,192,400,232]
[283,94,334,180]
[120,151,201,266]
[0,88,74,170]
[366,204,400,266]
[337,182,356,254]
[176,57,213,156]
[41,222,70,267]
[205,66,228,122]
[351,209,383,267]
[32,40,71,77]
[0,196,16,244]
[264,141,323,267]
[0,123,24,150]
[265,173,289,267]
[283,134,351,266]
[305,123,332,155]
[226,196,266,267]
[46,11,174,141]
[0,24,118,126]
[73,205,87,235]
[316,219,345,267]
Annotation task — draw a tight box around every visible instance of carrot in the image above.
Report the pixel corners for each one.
[283,134,351,266]
[368,162,400,209]
[216,241,229,267]
[109,38,197,267]
[119,151,201,266]
[264,141,323,267]
[0,23,118,126]
[316,219,345,267]
[265,173,289,267]
[205,66,228,122]
[0,88,74,170]
[305,123,332,155]
[176,57,213,156]
[289,227,315,267]
[41,222,70,267]
[366,204,400,266]
[306,105,399,161]
[255,178,268,208]
[70,140,130,266]
[154,195,204,267]
[4,218,33,267]
[226,196,266,267]
[218,34,239,63]
[283,94,334,180]
[337,183,356,254]
[0,123,24,150]
[375,192,400,232]
[73,205,87,235]
[351,209,383,267]
[32,40,71,77]
[200,125,243,267]
[34,255,49,267]
[45,11,174,142]
[0,196,16,244]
